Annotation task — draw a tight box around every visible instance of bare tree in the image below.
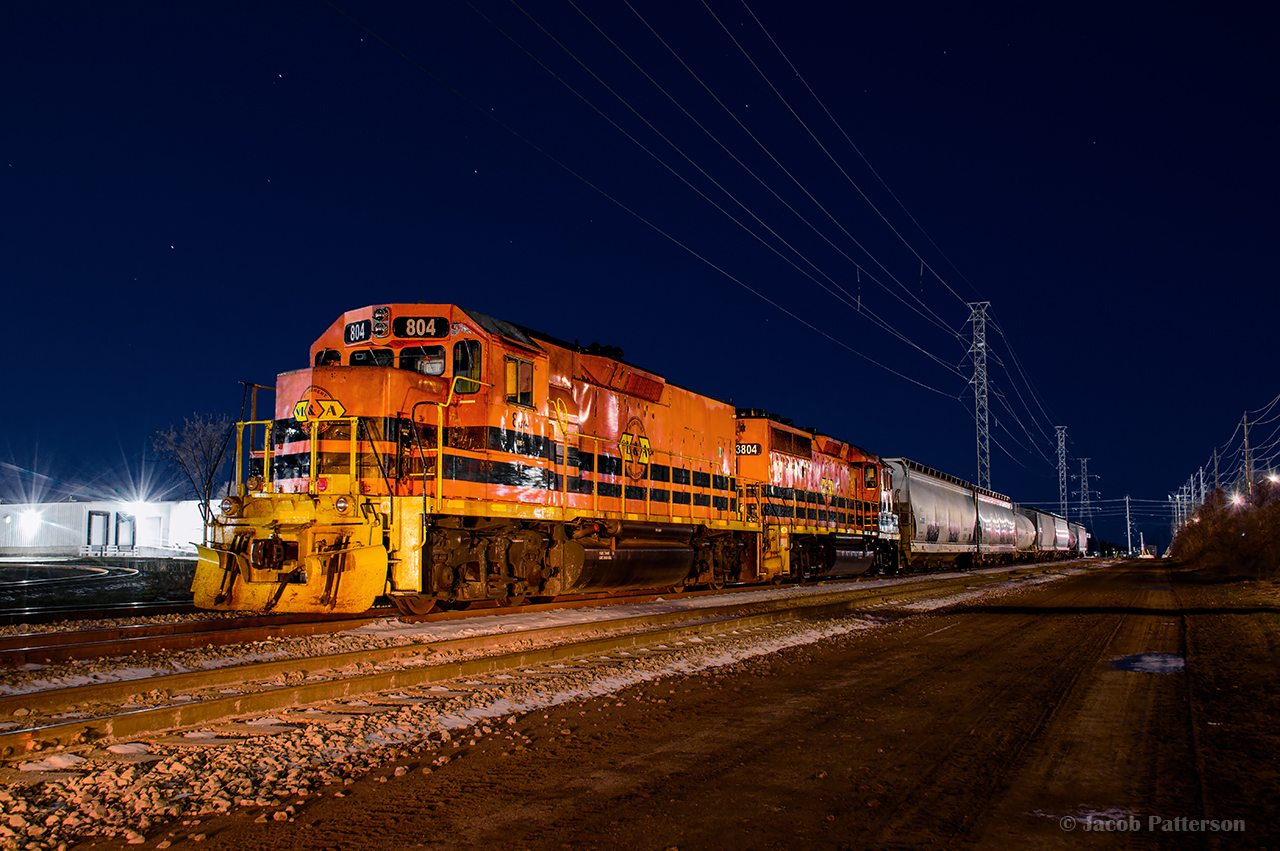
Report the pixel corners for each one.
[153,414,234,543]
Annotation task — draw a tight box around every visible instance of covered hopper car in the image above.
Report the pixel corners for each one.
[881,458,1080,571]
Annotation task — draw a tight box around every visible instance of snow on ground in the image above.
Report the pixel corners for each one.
[348,565,1051,643]
[901,566,1089,612]
[0,563,1102,850]
[0,563,1096,698]
[0,613,886,849]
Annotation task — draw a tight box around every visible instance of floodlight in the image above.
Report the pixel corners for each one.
[18,510,42,538]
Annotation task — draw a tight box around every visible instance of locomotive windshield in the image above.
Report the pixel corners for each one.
[400,345,445,376]
[454,339,482,393]
[350,348,393,367]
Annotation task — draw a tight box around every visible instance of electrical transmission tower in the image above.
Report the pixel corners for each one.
[1056,426,1068,518]
[968,301,991,490]
[1077,458,1097,528]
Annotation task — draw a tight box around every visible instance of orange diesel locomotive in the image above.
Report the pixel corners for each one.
[195,304,895,614]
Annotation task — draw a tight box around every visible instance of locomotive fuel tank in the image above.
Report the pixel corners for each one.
[547,521,695,593]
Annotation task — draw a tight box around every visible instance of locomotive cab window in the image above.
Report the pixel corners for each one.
[350,348,393,367]
[314,348,341,367]
[400,345,445,376]
[505,356,534,407]
[453,339,482,394]
[865,466,878,489]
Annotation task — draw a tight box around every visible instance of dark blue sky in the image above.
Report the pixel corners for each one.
[3,1,1277,548]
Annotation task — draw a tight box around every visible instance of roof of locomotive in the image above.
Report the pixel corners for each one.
[459,306,542,352]
[327,304,733,406]
[735,407,876,461]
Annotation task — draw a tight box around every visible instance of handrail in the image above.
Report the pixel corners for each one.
[221,391,875,546]
[234,419,279,498]
[537,404,751,525]
[357,416,395,538]
[408,375,495,515]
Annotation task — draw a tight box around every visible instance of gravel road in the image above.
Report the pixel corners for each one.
[14,562,1279,850]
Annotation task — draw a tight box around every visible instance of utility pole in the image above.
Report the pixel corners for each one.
[1243,412,1252,499]
[1213,448,1219,493]
[968,302,991,491]
[1125,494,1132,554]
[1056,426,1068,519]
[1199,468,1205,508]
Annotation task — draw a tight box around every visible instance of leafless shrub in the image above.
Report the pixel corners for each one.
[1172,481,1280,580]
[152,413,234,543]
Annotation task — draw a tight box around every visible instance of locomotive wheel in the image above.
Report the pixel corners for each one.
[392,595,439,616]
[495,592,527,608]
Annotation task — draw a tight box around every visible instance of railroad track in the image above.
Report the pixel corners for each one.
[0,586,769,667]
[0,561,1082,666]
[0,601,199,628]
[0,610,398,667]
[2,571,1021,668]
[0,564,1068,761]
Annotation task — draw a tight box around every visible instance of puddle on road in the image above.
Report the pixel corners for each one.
[1108,653,1185,673]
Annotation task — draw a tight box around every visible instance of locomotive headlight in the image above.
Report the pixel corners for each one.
[373,321,389,337]
[220,497,242,517]
[372,306,390,321]
[335,496,350,514]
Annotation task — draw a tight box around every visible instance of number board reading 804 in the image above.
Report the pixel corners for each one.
[344,320,371,345]
[393,316,449,339]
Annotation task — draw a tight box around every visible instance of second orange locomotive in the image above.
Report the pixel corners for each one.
[196,304,895,614]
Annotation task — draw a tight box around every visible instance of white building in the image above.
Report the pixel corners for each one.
[0,500,205,558]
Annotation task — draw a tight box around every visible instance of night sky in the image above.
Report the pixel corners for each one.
[4,1,1277,549]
